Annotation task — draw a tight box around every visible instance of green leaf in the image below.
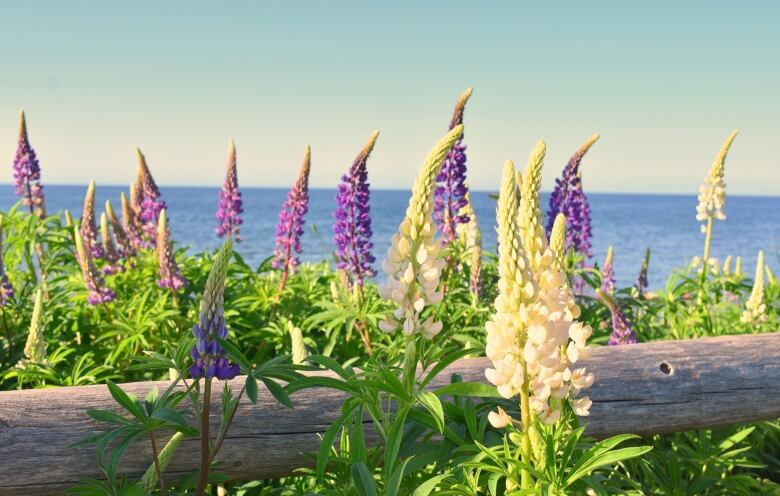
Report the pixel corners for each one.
[86,409,132,426]
[386,457,411,496]
[215,337,251,372]
[384,407,409,478]
[317,402,358,479]
[350,462,378,496]
[106,381,146,421]
[565,446,653,486]
[416,391,445,433]
[306,354,354,379]
[433,382,500,398]
[245,375,258,404]
[411,473,450,496]
[259,378,293,408]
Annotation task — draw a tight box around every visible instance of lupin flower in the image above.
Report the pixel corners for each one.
[598,289,638,345]
[74,227,115,305]
[189,238,239,380]
[545,134,599,258]
[549,213,567,272]
[22,289,46,365]
[273,146,311,290]
[63,210,74,228]
[80,180,104,259]
[434,88,473,244]
[106,200,136,261]
[100,213,122,275]
[735,256,743,278]
[485,145,593,431]
[600,246,615,296]
[333,131,379,289]
[457,191,483,299]
[0,216,15,305]
[722,255,732,276]
[122,190,144,250]
[135,149,167,246]
[696,130,738,262]
[635,248,650,298]
[377,125,464,339]
[741,251,767,324]
[216,141,244,241]
[288,321,308,365]
[12,112,47,217]
[156,209,186,290]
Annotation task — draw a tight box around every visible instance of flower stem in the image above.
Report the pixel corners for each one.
[149,431,167,495]
[703,215,714,264]
[195,378,213,496]
[519,362,532,489]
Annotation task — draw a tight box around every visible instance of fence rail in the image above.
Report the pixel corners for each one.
[0,333,778,495]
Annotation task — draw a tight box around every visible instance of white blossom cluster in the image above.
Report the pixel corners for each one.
[741,251,767,325]
[485,143,594,430]
[378,125,464,339]
[696,130,738,232]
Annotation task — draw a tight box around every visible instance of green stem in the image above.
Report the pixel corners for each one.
[519,361,532,489]
[402,335,417,397]
[149,431,167,495]
[195,378,213,496]
[702,215,714,265]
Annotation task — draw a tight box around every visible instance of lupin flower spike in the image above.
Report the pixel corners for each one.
[106,200,135,261]
[434,88,473,244]
[74,227,115,305]
[377,125,464,339]
[600,246,615,296]
[63,210,74,228]
[121,190,144,250]
[288,321,308,365]
[545,134,599,258]
[549,213,567,272]
[485,149,593,432]
[333,131,379,289]
[189,238,239,380]
[80,180,103,259]
[0,215,15,305]
[697,130,738,262]
[135,149,167,246]
[216,140,244,241]
[722,255,732,276]
[741,251,767,324]
[273,146,311,290]
[735,256,743,278]
[12,112,47,217]
[100,213,122,275]
[156,209,186,290]
[457,190,483,298]
[598,289,638,345]
[22,289,46,365]
[635,248,650,297]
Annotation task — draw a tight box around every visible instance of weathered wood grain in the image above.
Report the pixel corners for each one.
[0,333,778,495]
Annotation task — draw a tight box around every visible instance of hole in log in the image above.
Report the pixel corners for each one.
[659,362,673,375]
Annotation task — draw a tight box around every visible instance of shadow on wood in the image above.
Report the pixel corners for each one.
[0,333,778,495]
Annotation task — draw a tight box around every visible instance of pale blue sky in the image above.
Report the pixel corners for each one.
[1,1,778,194]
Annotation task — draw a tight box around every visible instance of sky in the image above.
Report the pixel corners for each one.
[0,1,778,195]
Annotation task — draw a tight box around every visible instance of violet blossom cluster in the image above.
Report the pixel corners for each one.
[216,141,244,241]
[0,216,15,305]
[74,227,115,305]
[106,200,136,263]
[189,239,240,380]
[333,132,378,289]
[156,210,186,290]
[80,181,104,259]
[122,189,144,250]
[600,246,615,296]
[545,134,599,259]
[135,149,167,247]
[12,112,46,217]
[599,290,637,346]
[272,146,311,289]
[433,88,473,244]
[635,248,650,298]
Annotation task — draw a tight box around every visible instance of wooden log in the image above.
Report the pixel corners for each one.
[0,333,778,495]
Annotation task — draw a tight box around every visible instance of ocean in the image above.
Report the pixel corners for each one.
[2,185,778,289]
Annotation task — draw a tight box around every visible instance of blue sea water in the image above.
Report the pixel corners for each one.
[2,185,778,290]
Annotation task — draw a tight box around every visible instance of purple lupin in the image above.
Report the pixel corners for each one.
[156,209,186,291]
[80,181,104,259]
[12,112,46,218]
[433,88,473,244]
[106,200,136,263]
[122,189,144,250]
[600,246,615,296]
[597,289,637,345]
[215,141,244,241]
[272,146,311,290]
[0,215,15,305]
[135,149,166,247]
[333,131,379,289]
[545,134,599,258]
[74,227,115,305]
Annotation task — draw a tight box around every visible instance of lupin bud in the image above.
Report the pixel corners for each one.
[22,289,46,364]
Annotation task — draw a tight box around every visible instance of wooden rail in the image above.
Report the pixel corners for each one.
[0,333,778,495]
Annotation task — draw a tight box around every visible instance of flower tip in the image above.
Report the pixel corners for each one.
[18,110,27,137]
